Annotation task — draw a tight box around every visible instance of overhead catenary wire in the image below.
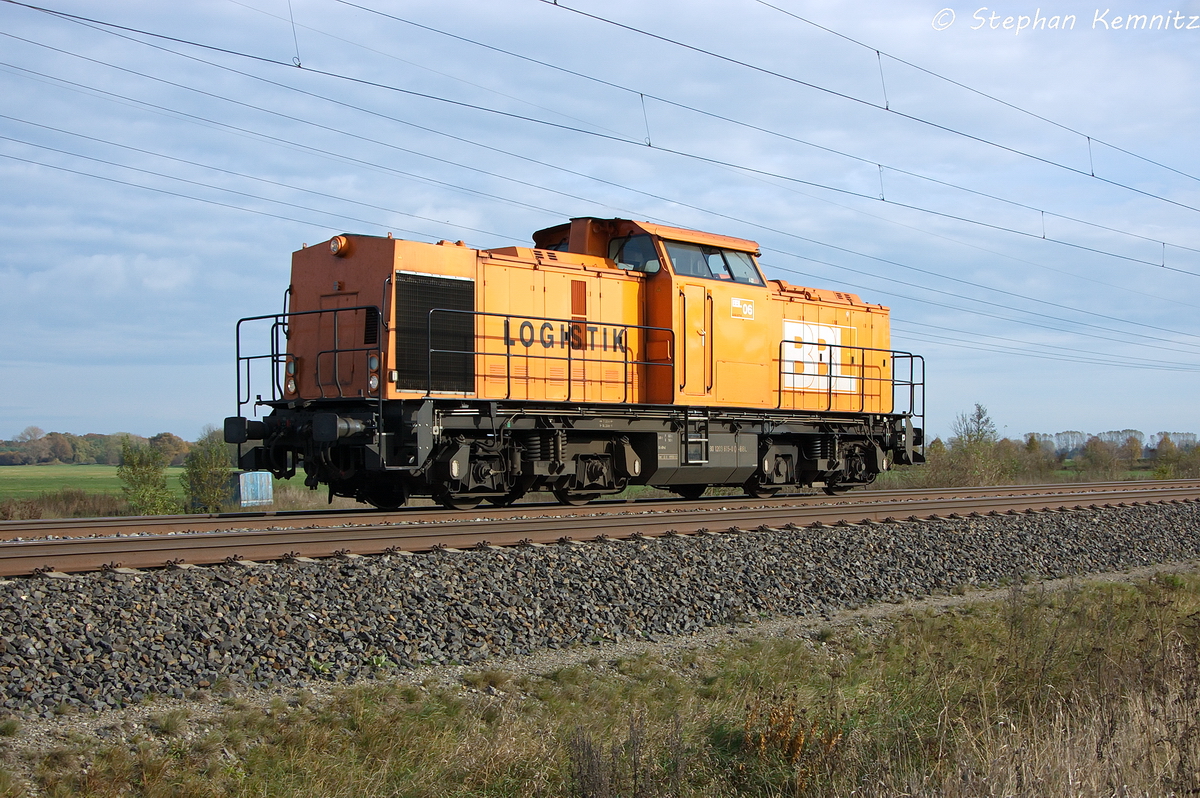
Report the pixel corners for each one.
[4,97,1194,367]
[760,251,1200,358]
[6,138,1190,373]
[770,260,1200,370]
[324,0,1200,263]
[6,0,1200,277]
[3,40,1197,359]
[2,2,1199,367]
[890,319,1197,369]
[262,1,1200,313]
[749,0,1200,188]
[0,150,368,233]
[227,0,635,139]
[7,12,1200,333]
[0,129,521,242]
[0,53,641,221]
[0,136,532,244]
[536,0,1200,219]
[893,327,1198,372]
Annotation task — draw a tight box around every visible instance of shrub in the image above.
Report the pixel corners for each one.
[117,437,179,516]
[181,428,233,512]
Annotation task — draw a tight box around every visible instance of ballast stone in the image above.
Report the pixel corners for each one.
[0,502,1197,715]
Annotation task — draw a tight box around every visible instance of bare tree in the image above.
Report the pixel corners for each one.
[1054,431,1086,458]
[952,404,997,447]
[14,426,44,443]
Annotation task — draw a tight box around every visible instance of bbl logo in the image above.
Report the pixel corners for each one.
[731,298,755,320]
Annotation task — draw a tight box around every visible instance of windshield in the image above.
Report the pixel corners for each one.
[663,241,763,285]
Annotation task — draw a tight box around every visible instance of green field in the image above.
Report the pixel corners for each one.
[0,464,186,500]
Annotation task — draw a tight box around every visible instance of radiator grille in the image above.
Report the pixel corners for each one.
[363,306,379,345]
[394,273,474,392]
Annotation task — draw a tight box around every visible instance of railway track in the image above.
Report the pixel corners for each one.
[2,480,1198,578]
[4,479,1196,539]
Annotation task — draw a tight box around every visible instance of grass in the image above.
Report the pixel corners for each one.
[13,569,1200,797]
[0,466,362,517]
[0,464,185,501]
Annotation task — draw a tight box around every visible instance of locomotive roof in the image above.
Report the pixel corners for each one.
[631,221,759,253]
[533,218,760,254]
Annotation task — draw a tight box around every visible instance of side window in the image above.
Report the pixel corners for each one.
[609,234,661,273]
[723,250,763,285]
[663,242,713,278]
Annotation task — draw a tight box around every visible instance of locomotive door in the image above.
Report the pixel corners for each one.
[680,284,710,396]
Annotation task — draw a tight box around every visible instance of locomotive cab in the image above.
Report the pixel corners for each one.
[227,217,924,509]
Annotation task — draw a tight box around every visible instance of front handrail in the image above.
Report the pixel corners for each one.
[234,305,383,417]
[776,339,925,428]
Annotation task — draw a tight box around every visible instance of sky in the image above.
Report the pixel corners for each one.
[1,0,1199,442]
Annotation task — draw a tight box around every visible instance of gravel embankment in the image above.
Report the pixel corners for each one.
[1,502,1198,716]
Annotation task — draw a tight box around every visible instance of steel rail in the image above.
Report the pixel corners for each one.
[3,479,1198,540]
[1,484,1198,578]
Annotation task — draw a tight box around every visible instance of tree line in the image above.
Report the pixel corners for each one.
[0,427,192,466]
[883,404,1200,488]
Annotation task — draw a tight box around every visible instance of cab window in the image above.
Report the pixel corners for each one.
[608,234,661,273]
[664,241,763,285]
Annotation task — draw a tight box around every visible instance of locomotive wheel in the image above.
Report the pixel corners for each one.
[437,491,482,511]
[552,487,599,506]
[743,479,780,499]
[487,487,528,508]
[672,484,707,500]
[361,480,408,511]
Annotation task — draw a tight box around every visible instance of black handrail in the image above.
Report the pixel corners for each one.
[234,305,384,416]
[425,308,676,403]
[775,339,925,432]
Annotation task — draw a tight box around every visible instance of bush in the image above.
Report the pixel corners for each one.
[37,488,125,519]
[117,437,179,516]
[0,498,41,521]
[181,428,233,512]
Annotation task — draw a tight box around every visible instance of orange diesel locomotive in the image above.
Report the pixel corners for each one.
[225,217,924,509]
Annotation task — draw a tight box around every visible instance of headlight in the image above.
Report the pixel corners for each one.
[286,360,296,375]
[368,374,380,390]
[368,355,379,371]
[286,378,297,394]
